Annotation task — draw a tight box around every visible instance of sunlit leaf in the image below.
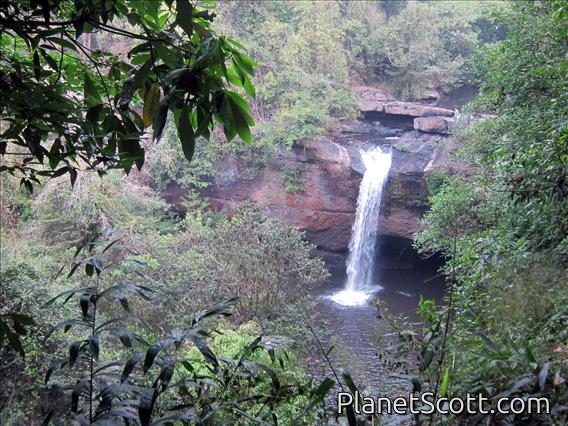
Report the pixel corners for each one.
[143,83,160,128]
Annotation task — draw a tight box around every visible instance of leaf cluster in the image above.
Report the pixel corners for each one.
[42,238,320,425]
[0,0,256,188]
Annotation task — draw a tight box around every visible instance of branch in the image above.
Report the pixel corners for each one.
[294,303,345,393]
[0,17,85,28]
[63,32,113,109]
[94,21,167,43]
[54,38,64,85]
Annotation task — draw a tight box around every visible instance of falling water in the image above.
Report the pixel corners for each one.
[332,146,392,306]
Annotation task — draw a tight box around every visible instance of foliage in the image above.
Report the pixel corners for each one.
[0,247,63,423]
[216,1,358,150]
[30,170,169,249]
[347,1,504,99]
[0,260,41,358]
[413,1,568,423]
[374,1,496,99]
[282,163,306,193]
[0,174,33,230]
[0,0,256,188]
[0,182,336,424]
[339,1,390,82]
[0,2,387,425]
[424,170,449,197]
[41,238,315,425]
[181,321,313,424]
[139,202,329,330]
[145,119,218,191]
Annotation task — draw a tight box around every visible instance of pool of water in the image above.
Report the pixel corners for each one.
[310,260,445,424]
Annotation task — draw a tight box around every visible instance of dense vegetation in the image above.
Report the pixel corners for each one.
[0,1,325,424]
[413,1,568,423]
[2,0,566,425]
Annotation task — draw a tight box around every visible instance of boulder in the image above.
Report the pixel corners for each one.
[355,86,395,113]
[413,116,453,134]
[360,99,385,112]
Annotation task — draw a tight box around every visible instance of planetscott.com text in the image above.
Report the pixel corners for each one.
[337,391,550,416]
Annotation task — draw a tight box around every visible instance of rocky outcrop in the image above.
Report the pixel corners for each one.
[356,86,456,136]
[384,102,454,118]
[173,121,457,254]
[161,88,467,256]
[360,100,455,119]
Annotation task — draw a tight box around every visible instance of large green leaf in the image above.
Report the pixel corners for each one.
[143,83,161,128]
[218,91,254,144]
[175,0,194,37]
[178,105,196,162]
[297,377,335,419]
[84,72,102,107]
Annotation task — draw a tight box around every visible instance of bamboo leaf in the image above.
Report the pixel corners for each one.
[45,358,67,384]
[71,380,89,413]
[132,58,153,90]
[175,0,194,37]
[191,297,237,326]
[88,335,99,362]
[188,334,218,368]
[121,352,144,383]
[342,371,360,398]
[8,313,35,326]
[155,357,175,390]
[138,388,157,426]
[143,344,162,373]
[69,340,82,367]
[33,51,41,79]
[152,101,169,142]
[79,292,91,319]
[440,367,450,397]
[84,72,102,107]
[298,377,335,419]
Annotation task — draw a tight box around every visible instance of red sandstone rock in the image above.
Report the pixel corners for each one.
[160,119,464,253]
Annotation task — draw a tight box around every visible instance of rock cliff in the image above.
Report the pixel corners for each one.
[161,88,465,257]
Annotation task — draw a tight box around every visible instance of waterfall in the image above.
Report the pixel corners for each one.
[332,146,392,306]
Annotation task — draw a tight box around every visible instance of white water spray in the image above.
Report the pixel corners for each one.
[331,146,392,306]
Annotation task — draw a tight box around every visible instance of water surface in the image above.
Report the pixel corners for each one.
[311,258,445,423]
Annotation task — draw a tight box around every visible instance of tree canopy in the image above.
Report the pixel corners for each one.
[0,0,256,190]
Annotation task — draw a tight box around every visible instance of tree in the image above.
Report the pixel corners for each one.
[414,2,568,423]
[0,0,256,190]
[39,239,311,425]
[216,1,357,149]
[375,0,503,99]
[0,0,260,378]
